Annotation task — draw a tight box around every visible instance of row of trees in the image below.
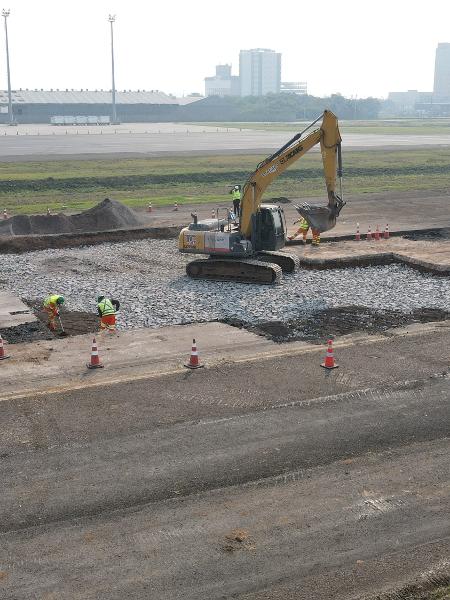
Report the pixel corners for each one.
[180,93,382,122]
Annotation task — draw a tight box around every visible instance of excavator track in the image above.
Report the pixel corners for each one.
[257,250,300,273]
[186,258,282,284]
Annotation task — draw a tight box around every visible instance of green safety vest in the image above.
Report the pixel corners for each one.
[44,294,62,307]
[98,298,116,316]
[232,189,241,201]
[299,218,309,230]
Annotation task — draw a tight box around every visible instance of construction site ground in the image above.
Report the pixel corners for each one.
[0,166,449,596]
[0,319,449,599]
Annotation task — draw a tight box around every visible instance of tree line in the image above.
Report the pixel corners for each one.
[180,93,382,122]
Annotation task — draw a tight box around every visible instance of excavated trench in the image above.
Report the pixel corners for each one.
[222,306,450,344]
[2,304,449,346]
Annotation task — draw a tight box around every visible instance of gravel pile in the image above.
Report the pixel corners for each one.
[1,239,449,331]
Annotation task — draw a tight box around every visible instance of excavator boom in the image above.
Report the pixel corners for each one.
[240,110,344,237]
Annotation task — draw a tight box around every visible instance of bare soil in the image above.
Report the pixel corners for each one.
[3,304,449,346]
[0,300,100,344]
[30,301,99,337]
[0,198,144,237]
[222,306,450,344]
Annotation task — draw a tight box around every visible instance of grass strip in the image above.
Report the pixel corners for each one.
[1,148,450,214]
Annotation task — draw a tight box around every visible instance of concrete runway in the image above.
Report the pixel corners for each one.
[2,122,450,159]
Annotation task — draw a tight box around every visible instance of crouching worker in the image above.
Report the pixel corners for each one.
[97,295,120,332]
[288,216,321,246]
[43,294,65,331]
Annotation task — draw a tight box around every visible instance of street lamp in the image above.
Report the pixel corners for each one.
[108,14,119,124]
[2,8,15,125]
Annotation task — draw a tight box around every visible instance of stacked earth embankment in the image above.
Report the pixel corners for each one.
[0,198,144,236]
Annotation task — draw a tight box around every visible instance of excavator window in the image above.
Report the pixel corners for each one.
[272,210,284,236]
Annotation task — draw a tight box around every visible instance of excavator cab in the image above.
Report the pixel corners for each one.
[252,205,287,251]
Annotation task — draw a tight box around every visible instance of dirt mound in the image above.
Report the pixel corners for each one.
[0,199,144,237]
[71,198,144,232]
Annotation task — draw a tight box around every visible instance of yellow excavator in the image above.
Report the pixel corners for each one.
[178,110,345,284]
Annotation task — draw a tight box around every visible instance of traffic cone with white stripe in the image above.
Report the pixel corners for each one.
[321,339,339,369]
[0,335,10,360]
[185,338,204,369]
[173,202,178,211]
[211,208,216,219]
[384,223,390,239]
[366,226,372,241]
[147,203,152,213]
[374,225,381,241]
[87,337,104,369]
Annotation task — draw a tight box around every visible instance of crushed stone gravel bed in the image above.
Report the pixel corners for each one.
[1,239,449,335]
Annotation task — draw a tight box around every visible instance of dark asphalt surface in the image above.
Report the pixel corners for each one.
[0,329,449,598]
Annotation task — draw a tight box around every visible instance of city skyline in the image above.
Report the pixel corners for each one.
[1,0,449,99]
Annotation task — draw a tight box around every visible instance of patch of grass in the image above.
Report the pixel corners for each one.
[2,147,450,215]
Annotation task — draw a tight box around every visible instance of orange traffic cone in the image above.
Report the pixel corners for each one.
[185,338,204,369]
[355,223,360,241]
[321,339,339,369]
[366,226,372,241]
[0,335,10,360]
[374,225,380,241]
[384,223,389,239]
[87,337,104,369]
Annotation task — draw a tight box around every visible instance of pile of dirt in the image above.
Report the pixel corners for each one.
[71,198,144,232]
[0,198,144,237]
[222,306,450,343]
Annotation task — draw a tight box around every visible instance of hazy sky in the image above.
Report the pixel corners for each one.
[2,0,449,98]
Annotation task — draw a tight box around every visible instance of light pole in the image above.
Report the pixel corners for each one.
[2,8,15,125]
[108,14,119,124]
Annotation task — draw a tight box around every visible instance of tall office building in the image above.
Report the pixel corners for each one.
[433,43,450,99]
[239,49,281,96]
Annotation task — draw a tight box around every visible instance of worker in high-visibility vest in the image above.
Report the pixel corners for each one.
[288,217,321,246]
[97,295,120,332]
[229,185,241,217]
[43,294,65,331]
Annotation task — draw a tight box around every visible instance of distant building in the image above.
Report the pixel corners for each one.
[280,82,307,95]
[0,89,203,124]
[387,90,432,114]
[239,49,281,96]
[204,65,240,97]
[433,43,450,100]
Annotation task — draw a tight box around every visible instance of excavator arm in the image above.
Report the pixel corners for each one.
[239,110,344,237]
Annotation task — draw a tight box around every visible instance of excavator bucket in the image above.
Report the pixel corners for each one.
[293,195,346,233]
